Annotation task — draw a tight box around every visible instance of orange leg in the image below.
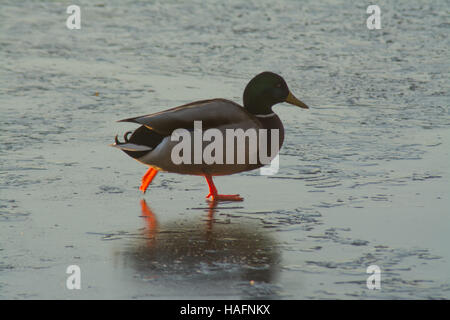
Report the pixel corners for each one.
[204,174,243,201]
[139,167,158,194]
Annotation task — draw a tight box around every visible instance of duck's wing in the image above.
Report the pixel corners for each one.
[118,99,259,135]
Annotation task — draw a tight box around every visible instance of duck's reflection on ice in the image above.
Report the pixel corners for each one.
[114,200,281,298]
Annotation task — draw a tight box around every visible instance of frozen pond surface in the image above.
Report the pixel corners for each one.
[0,0,449,299]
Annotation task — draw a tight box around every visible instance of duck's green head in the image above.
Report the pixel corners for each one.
[243,71,309,115]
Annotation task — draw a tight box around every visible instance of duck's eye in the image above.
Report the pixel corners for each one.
[276,83,282,88]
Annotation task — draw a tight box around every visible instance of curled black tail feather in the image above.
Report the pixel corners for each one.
[115,131,133,145]
[114,126,165,159]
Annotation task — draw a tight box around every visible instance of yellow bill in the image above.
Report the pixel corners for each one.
[285,91,309,109]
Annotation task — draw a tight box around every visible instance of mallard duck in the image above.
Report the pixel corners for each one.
[112,71,309,201]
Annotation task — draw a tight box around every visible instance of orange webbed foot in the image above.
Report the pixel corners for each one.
[204,174,243,201]
[206,193,244,202]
